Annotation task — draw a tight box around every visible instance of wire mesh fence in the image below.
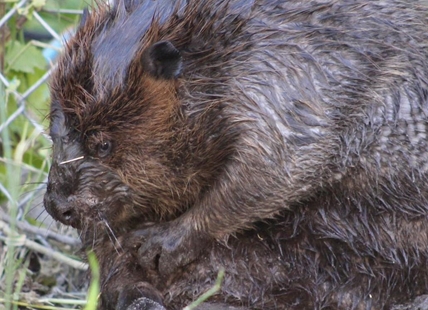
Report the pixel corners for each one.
[1,0,83,208]
[0,1,90,308]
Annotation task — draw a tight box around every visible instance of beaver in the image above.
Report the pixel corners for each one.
[43,0,428,309]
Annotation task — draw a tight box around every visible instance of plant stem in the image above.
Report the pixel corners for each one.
[183,268,225,310]
[1,67,21,310]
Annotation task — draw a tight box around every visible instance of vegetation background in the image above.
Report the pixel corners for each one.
[0,1,97,309]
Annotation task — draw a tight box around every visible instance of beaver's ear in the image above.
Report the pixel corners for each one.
[142,41,182,79]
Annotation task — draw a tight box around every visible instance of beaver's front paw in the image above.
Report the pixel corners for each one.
[134,221,210,276]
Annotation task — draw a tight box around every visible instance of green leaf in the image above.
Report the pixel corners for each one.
[17,5,34,17]
[31,0,46,9]
[6,41,46,74]
[5,77,20,94]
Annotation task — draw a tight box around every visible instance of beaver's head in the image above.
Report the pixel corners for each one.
[43,3,191,238]
[43,1,240,241]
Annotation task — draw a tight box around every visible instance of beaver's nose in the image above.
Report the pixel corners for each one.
[43,191,80,228]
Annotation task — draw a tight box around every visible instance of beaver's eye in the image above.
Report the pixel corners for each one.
[98,141,112,157]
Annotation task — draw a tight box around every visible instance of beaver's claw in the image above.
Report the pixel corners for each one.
[134,221,210,276]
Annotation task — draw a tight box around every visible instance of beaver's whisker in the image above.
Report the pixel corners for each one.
[59,156,84,165]
[103,219,122,253]
[33,207,47,223]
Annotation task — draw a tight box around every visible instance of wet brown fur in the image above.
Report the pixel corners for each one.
[44,0,428,309]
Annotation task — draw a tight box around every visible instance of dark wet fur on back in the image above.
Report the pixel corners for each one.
[44,0,428,309]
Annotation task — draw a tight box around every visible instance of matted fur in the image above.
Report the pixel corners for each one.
[44,0,428,309]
